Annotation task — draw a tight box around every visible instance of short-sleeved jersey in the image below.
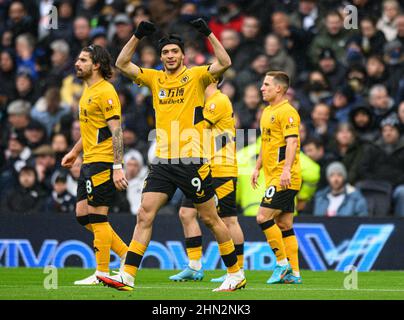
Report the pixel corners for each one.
[79,79,121,164]
[260,99,301,190]
[134,65,215,159]
[203,90,237,178]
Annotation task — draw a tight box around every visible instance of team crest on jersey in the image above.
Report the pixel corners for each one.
[181,75,189,84]
[108,99,113,105]
[158,89,167,99]
[288,117,294,123]
[271,115,276,123]
[208,103,216,113]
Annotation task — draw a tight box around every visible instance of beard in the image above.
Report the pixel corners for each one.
[164,60,182,72]
[76,68,92,79]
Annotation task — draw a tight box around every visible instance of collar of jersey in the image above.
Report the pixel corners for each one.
[87,78,105,89]
[269,99,289,109]
[164,66,187,79]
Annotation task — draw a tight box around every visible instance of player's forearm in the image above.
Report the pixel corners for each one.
[283,138,298,171]
[115,36,139,70]
[208,33,231,70]
[71,138,82,155]
[255,149,263,171]
[111,126,124,165]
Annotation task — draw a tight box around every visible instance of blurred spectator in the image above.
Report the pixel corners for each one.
[309,10,354,66]
[122,128,148,161]
[232,15,262,71]
[349,104,379,142]
[377,0,401,41]
[365,55,391,91]
[130,5,152,29]
[303,137,337,189]
[0,165,45,215]
[5,1,37,39]
[66,155,82,197]
[352,115,404,216]
[368,84,396,127]
[264,33,296,81]
[289,0,320,33]
[317,48,346,91]
[184,42,207,68]
[271,10,312,73]
[395,14,404,45]
[15,33,37,79]
[12,70,39,104]
[234,84,262,130]
[4,100,31,139]
[51,133,69,168]
[0,49,16,110]
[306,102,336,145]
[32,144,57,192]
[353,16,387,57]
[345,64,368,96]
[90,26,108,48]
[220,29,242,72]
[31,87,71,137]
[109,14,133,62]
[328,84,357,123]
[70,16,91,58]
[48,0,75,42]
[207,0,244,53]
[45,171,76,214]
[47,40,73,87]
[24,120,47,150]
[124,149,148,215]
[313,162,368,217]
[234,53,268,93]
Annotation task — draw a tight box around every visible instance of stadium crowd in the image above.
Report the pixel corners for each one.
[0,0,403,217]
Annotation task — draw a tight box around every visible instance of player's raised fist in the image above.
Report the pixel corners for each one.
[189,18,211,37]
[134,21,156,39]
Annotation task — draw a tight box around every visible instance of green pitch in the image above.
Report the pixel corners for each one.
[0,268,404,300]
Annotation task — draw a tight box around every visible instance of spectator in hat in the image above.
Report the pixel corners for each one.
[344,37,366,67]
[317,48,346,91]
[90,26,108,48]
[327,84,358,123]
[32,144,57,192]
[348,116,404,216]
[365,55,391,92]
[109,14,134,61]
[368,84,396,127]
[4,100,31,143]
[31,87,71,137]
[345,64,368,95]
[23,120,48,149]
[124,149,148,215]
[349,104,379,142]
[45,171,76,214]
[0,165,46,215]
[313,162,368,217]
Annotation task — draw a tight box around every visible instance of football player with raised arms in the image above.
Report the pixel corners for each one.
[97,19,246,292]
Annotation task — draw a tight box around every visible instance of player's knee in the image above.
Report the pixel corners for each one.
[137,206,155,228]
[256,213,269,225]
[222,217,237,229]
[179,207,194,224]
[199,214,216,229]
[276,220,293,231]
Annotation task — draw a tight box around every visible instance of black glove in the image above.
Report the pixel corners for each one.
[134,21,156,39]
[189,18,211,37]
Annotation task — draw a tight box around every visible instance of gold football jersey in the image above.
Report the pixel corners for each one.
[260,100,301,190]
[134,65,216,159]
[203,90,237,178]
[79,79,121,164]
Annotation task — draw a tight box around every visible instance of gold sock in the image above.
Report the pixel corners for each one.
[85,224,128,257]
[123,240,147,277]
[89,214,113,273]
[260,220,287,262]
[185,236,202,261]
[218,239,240,274]
[282,229,299,273]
